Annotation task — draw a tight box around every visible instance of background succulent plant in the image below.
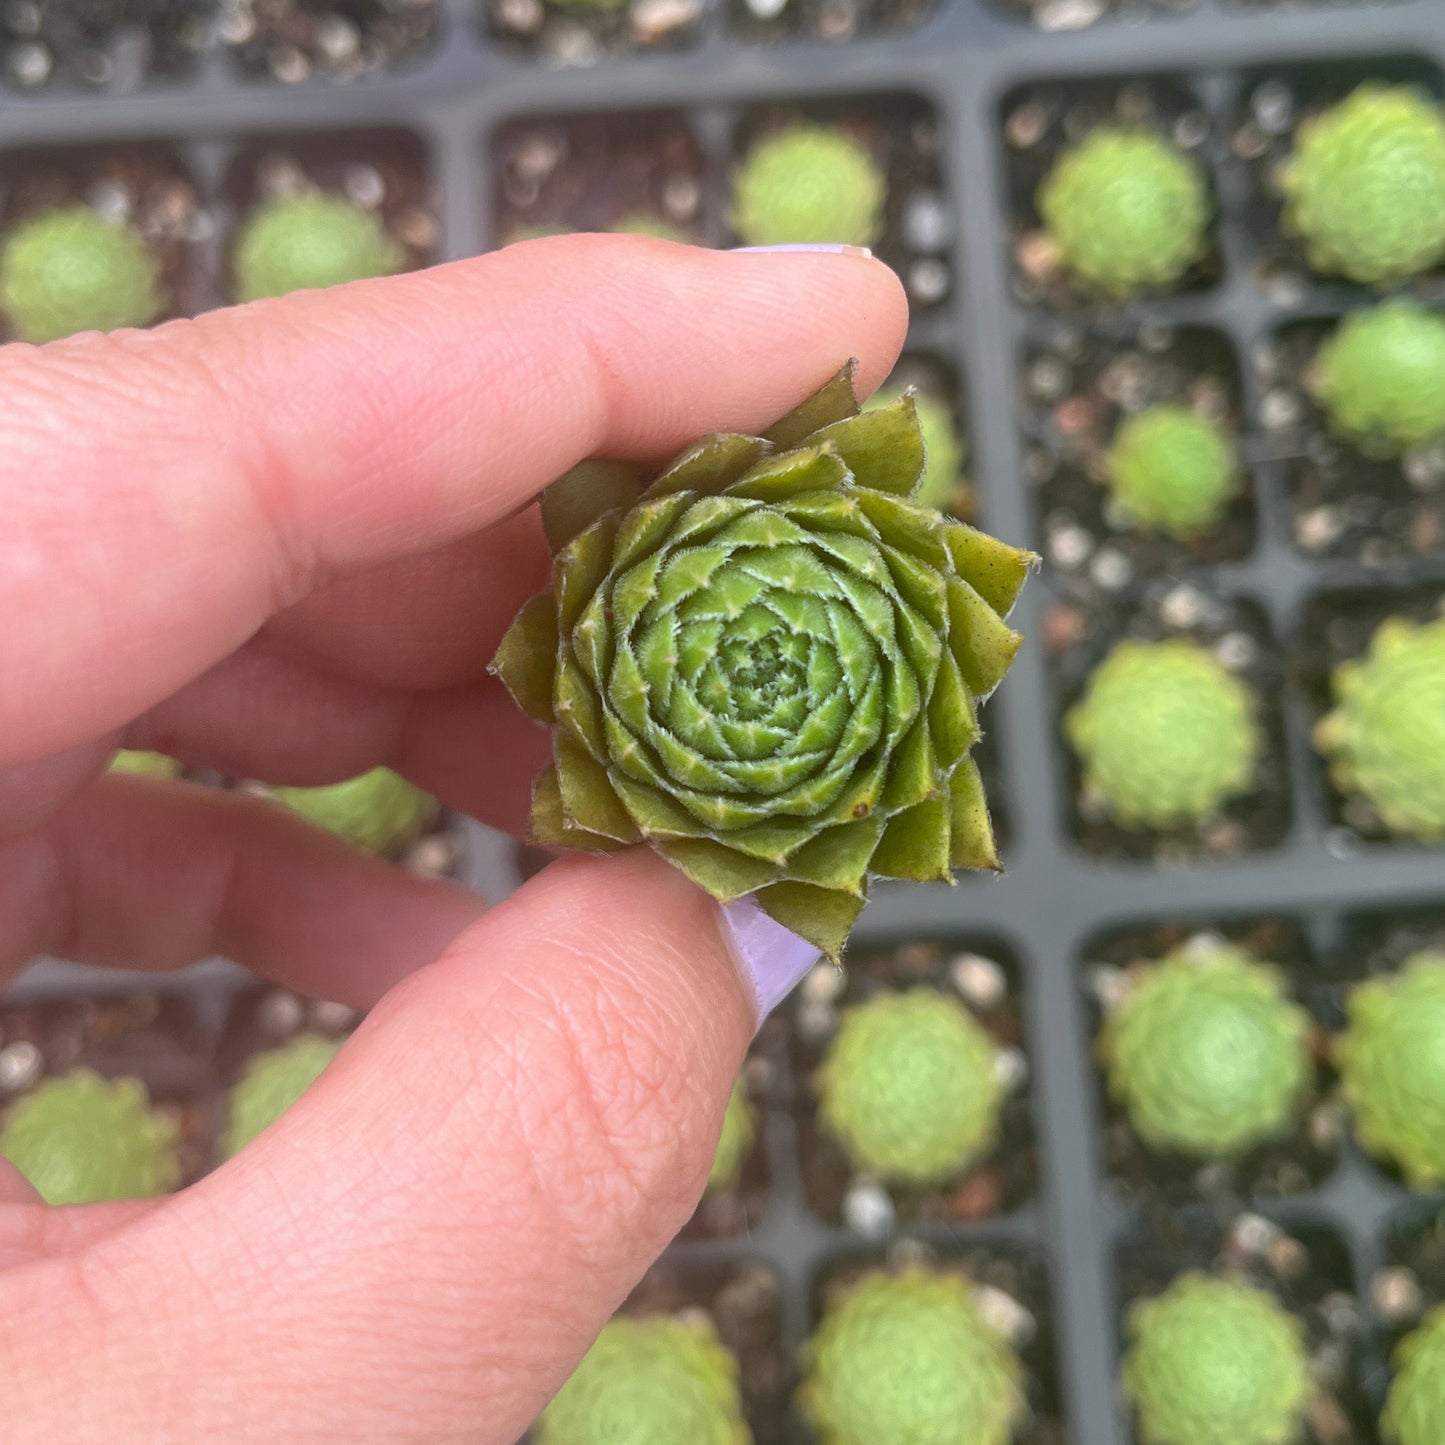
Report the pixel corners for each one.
[535,1313,751,1445]
[491,364,1030,958]
[706,1079,757,1193]
[815,986,1004,1185]
[269,767,435,857]
[0,203,166,343]
[0,1068,181,1205]
[1281,84,1445,286]
[1336,952,1445,1188]
[1309,303,1445,458]
[1121,1273,1311,1445]
[1314,615,1445,839]
[233,192,404,302]
[1383,1304,1445,1445]
[799,1266,1025,1445]
[1065,639,1262,831]
[1103,404,1237,540]
[730,125,886,250]
[1100,942,1312,1159]
[109,748,182,778]
[1037,127,1210,297]
[222,1033,344,1158]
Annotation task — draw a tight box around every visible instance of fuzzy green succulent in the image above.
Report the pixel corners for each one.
[109,749,182,778]
[1336,953,1445,1188]
[535,1314,751,1445]
[865,385,969,516]
[269,767,434,856]
[490,363,1030,959]
[1100,943,1312,1159]
[222,1033,343,1158]
[1103,404,1237,539]
[1122,1273,1311,1445]
[1281,84,1445,286]
[0,1068,181,1205]
[233,193,404,303]
[815,987,1003,1185]
[730,125,886,251]
[1065,639,1262,830]
[707,1079,758,1193]
[1382,1305,1445,1445]
[1309,303,1445,457]
[0,203,165,343]
[800,1267,1026,1445]
[1314,615,1445,839]
[1037,127,1210,297]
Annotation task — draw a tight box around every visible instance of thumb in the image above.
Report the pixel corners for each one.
[7,850,817,1444]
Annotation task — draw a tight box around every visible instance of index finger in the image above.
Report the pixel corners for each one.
[2,239,907,769]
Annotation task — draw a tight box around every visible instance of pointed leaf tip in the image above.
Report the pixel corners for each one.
[763,361,860,450]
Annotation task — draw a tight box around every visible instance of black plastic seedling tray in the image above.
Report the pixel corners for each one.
[8,0,1445,1439]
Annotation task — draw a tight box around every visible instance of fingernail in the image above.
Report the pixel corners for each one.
[720,894,823,1026]
[730,243,874,258]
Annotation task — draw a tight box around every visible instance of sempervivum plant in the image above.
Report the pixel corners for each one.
[1121,1273,1311,1445]
[1383,1305,1445,1445]
[1065,639,1262,831]
[706,1079,757,1194]
[0,1068,181,1205]
[109,748,182,778]
[222,1033,344,1158]
[1037,127,1211,297]
[1281,84,1445,286]
[0,203,166,343]
[535,1314,751,1445]
[1309,303,1445,458]
[491,364,1031,958]
[1336,952,1445,1188]
[799,1267,1026,1445]
[1103,404,1238,541]
[1313,615,1445,839]
[1100,942,1313,1160]
[815,986,1004,1186]
[233,192,404,303]
[270,766,435,857]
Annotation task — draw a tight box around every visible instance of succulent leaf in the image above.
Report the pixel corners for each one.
[493,366,1030,958]
[269,767,435,857]
[223,1033,343,1158]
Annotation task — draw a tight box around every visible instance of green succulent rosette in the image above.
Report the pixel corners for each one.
[799,1266,1026,1445]
[233,193,404,303]
[535,1314,751,1445]
[109,748,182,778]
[0,1068,181,1206]
[1037,127,1211,297]
[491,364,1031,959]
[730,125,886,251]
[1065,639,1262,830]
[1122,1273,1311,1445]
[1100,943,1312,1159]
[816,986,1004,1185]
[1336,952,1445,1188]
[707,1078,758,1193]
[1383,1305,1445,1445]
[222,1033,344,1158]
[1309,303,1445,458]
[0,203,166,343]
[1281,84,1445,286]
[1103,404,1237,540]
[1314,615,1445,838]
[270,766,435,857]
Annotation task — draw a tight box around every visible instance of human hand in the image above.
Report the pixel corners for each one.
[0,238,906,1442]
